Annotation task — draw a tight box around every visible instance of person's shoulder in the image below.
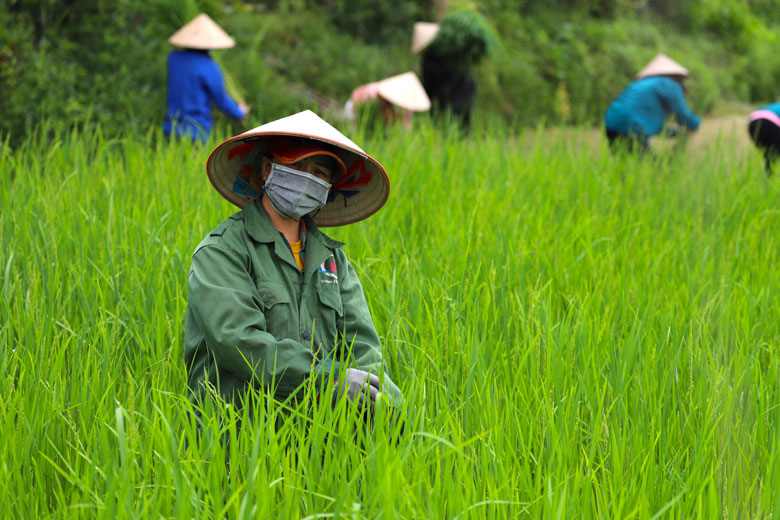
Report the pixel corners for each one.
[633,76,660,88]
[762,102,780,113]
[167,49,185,65]
[173,49,216,66]
[192,210,248,256]
[650,75,681,91]
[620,78,646,94]
[308,224,345,252]
[191,51,218,69]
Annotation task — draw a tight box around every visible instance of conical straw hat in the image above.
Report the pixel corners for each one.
[168,13,235,50]
[207,110,390,227]
[377,72,431,112]
[411,22,439,54]
[636,53,689,79]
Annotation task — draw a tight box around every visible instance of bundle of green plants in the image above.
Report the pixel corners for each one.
[429,8,498,66]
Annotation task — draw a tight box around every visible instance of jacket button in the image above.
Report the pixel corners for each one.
[302,331,311,340]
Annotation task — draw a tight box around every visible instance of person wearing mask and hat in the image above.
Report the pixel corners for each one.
[163,13,250,143]
[604,53,701,152]
[346,71,431,131]
[184,110,403,414]
[747,102,780,177]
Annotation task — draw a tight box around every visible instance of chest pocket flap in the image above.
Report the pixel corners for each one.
[317,283,343,317]
[255,281,291,309]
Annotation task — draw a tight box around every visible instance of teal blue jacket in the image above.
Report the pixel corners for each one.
[604,76,700,140]
[757,102,780,117]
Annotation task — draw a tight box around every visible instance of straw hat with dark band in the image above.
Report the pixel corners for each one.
[168,13,235,50]
[206,110,390,227]
[636,53,690,79]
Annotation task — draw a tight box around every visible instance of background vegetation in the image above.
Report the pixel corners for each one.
[2,0,780,144]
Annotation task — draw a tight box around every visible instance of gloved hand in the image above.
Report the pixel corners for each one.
[333,369,381,412]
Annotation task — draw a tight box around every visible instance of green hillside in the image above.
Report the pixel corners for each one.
[1,0,779,140]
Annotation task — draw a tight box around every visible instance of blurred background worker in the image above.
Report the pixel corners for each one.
[747,102,780,177]
[604,53,700,152]
[346,71,431,131]
[412,10,494,134]
[163,13,250,143]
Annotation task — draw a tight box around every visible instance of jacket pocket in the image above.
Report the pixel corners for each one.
[314,284,343,353]
[255,281,292,340]
[255,281,291,308]
[316,284,343,317]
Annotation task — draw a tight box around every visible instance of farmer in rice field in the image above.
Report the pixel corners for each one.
[412,11,493,133]
[346,71,431,131]
[604,54,701,152]
[163,14,250,143]
[184,110,403,414]
[747,102,780,177]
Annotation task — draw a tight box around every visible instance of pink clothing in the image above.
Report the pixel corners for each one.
[348,81,414,131]
[350,82,380,103]
[749,110,780,128]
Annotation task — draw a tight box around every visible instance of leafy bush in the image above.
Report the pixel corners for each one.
[1,0,779,143]
[693,0,775,51]
[218,5,418,124]
[326,0,429,43]
[0,1,168,143]
[429,8,499,66]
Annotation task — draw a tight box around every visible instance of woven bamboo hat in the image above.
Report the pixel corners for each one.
[206,110,390,227]
[168,13,235,50]
[377,72,431,112]
[411,22,439,54]
[636,53,689,79]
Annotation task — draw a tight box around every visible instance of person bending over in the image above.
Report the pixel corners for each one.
[748,102,780,177]
[604,54,700,153]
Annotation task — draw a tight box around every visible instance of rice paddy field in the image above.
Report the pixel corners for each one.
[1,120,778,518]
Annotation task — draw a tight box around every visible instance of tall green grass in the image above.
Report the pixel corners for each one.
[0,121,778,518]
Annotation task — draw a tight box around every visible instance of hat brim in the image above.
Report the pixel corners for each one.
[411,22,440,55]
[207,131,389,227]
[168,13,236,50]
[269,141,347,181]
[635,54,690,79]
[376,71,431,112]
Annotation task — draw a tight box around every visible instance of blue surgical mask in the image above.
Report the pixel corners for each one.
[263,162,332,221]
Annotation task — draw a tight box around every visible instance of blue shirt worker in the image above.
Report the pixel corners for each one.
[604,54,700,152]
[163,14,249,143]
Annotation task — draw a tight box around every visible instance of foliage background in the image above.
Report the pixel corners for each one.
[2,0,779,143]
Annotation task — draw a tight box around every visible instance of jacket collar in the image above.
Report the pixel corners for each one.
[244,196,345,249]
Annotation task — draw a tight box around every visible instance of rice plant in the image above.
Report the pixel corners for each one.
[0,120,777,518]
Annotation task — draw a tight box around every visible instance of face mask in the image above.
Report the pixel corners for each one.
[263,162,332,221]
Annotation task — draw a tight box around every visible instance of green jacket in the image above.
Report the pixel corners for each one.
[184,197,402,404]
